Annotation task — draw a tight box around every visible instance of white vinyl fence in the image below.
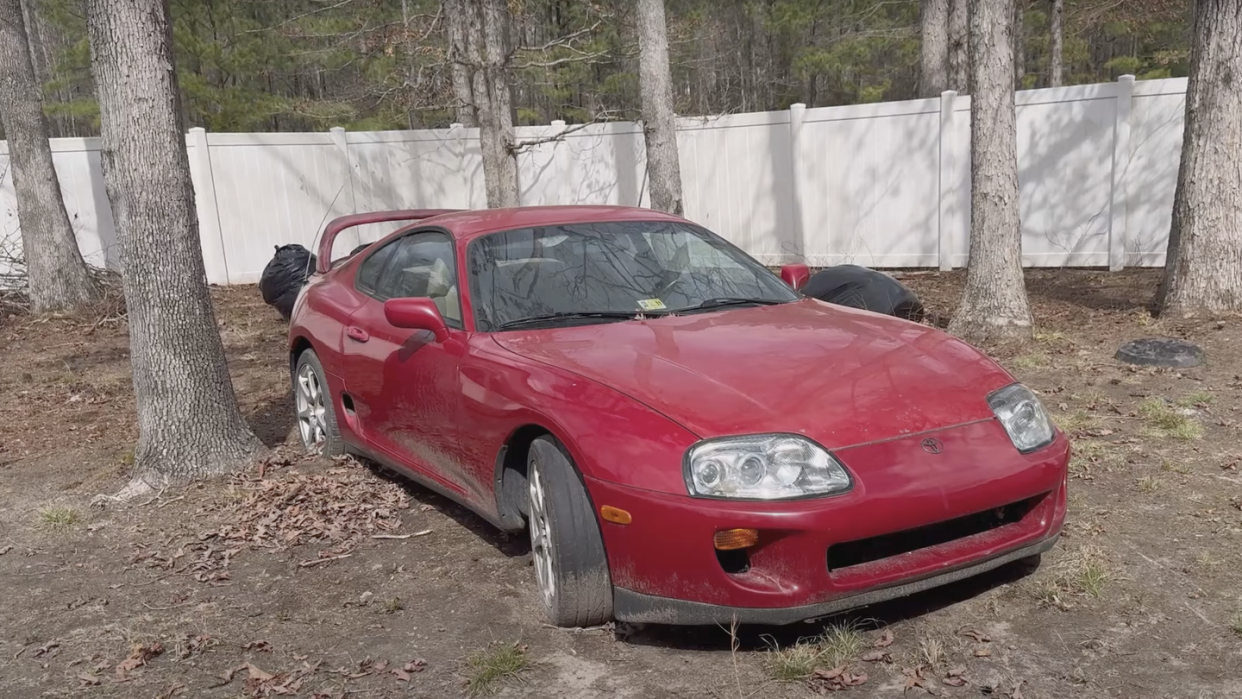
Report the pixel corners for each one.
[0,75,1186,286]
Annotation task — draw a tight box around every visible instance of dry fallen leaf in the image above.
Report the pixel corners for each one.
[246,662,275,682]
[404,659,427,673]
[975,647,992,657]
[392,668,411,682]
[244,640,272,652]
[78,672,101,686]
[860,650,890,662]
[874,629,895,648]
[961,629,991,643]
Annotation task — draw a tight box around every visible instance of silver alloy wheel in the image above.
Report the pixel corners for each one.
[528,460,556,609]
[295,362,327,453]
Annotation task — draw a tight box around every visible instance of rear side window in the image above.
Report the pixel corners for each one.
[355,241,398,295]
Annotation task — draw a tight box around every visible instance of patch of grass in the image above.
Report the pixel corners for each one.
[1010,353,1048,370]
[1230,610,1242,637]
[1036,545,1111,605]
[1161,460,1191,475]
[38,505,78,528]
[763,621,866,682]
[382,597,403,614]
[1139,398,1204,441]
[462,641,528,696]
[119,448,135,467]
[1176,390,1213,408]
[1055,410,1097,432]
[1137,475,1163,493]
[1196,552,1221,568]
[917,636,945,669]
[1071,547,1110,598]
[817,621,866,669]
[1033,329,1068,344]
[1069,440,1121,478]
[764,641,824,682]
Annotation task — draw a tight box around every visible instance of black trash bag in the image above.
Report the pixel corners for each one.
[259,243,317,321]
[800,264,924,323]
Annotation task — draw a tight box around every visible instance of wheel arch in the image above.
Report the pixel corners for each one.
[493,423,602,533]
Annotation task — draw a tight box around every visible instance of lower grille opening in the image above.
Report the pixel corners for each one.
[716,548,751,574]
[827,494,1044,572]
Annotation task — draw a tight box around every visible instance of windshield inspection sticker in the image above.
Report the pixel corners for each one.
[637,298,667,311]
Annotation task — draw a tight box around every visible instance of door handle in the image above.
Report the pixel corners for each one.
[346,326,370,343]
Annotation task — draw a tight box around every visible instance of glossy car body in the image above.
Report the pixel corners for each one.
[287,205,1069,626]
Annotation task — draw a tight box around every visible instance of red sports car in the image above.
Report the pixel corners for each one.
[287,205,1069,627]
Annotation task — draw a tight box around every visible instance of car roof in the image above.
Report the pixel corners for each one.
[413,205,690,243]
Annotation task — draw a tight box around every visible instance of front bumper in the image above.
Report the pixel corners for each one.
[585,422,1070,626]
[614,535,1058,626]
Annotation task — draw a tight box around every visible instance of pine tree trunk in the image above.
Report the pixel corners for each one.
[948,0,1032,343]
[637,0,683,215]
[449,0,519,208]
[948,0,969,92]
[919,0,952,97]
[1049,0,1064,87]
[1014,0,1026,88]
[85,0,262,486]
[1156,0,1242,317]
[0,0,99,312]
[444,0,478,127]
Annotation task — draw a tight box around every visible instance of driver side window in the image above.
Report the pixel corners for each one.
[372,231,462,326]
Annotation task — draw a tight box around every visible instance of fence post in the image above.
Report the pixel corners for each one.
[187,127,229,285]
[938,90,958,272]
[788,103,807,263]
[328,126,356,214]
[1108,75,1134,272]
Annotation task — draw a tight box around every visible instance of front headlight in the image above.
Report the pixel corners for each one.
[683,434,852,500]
[988,383,1056,453]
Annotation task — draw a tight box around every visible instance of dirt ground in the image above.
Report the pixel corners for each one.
[1,269,1240,699]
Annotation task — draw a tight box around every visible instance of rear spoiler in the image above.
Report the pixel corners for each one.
[315,209,462,274]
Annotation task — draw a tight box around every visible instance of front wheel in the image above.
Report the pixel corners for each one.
[527,436,613,627]
[293,350,345,457]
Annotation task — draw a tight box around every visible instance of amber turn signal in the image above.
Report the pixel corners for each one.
[599,506,632,524]
[713,528,759,551]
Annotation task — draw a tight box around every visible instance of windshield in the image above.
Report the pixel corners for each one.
[467,220,799,331]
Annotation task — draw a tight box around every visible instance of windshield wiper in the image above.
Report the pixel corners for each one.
[493,310,653,330]
[670,297,785,313]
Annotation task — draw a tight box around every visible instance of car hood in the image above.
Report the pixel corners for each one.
[490,299,1017,449]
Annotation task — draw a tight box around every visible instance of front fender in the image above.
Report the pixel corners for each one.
[462,336,701,501]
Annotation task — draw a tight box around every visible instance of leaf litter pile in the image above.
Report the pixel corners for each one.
[161,449,413,579]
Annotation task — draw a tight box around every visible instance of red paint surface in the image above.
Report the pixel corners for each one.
[289,205,1070,617]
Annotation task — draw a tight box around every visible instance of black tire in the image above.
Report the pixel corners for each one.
[293,350,346,457]
[526,436,614,627]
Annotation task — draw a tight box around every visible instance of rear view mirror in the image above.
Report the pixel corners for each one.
[779,264,810,290]
[384,297,449,342]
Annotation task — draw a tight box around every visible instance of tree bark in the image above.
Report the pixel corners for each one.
[948,0,969,92]
[637,0,683,215]
[0,0,99,312]
[1049,0,1064,87]
[85,0,262,485]
[1014,0,1026,88]
[948,0,1032,343]
[1156,0,1242,317]
[919,0,952,97]
[446,0,519,208]
[444,0,478,127]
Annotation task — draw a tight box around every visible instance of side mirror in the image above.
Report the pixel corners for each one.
[779,263,810,290]
[383,297,449,342]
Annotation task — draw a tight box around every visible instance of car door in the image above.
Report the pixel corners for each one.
[340,229,481,506]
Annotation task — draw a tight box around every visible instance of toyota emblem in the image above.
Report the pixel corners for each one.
[921,437,944,454]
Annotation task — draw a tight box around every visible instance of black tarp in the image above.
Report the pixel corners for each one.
[800,264,924,322]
